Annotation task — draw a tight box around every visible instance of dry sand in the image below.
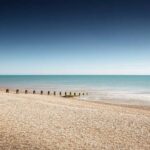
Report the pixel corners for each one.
[0,92,150,150]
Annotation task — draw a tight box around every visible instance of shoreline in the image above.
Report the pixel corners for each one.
[88,100,150,111]
[1,88,150,111]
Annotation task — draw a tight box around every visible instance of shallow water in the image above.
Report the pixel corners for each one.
[0,75,150,105]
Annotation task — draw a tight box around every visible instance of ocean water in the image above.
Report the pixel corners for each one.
[0,75,150,105]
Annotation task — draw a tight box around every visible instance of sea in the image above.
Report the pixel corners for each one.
[0,75,150,105]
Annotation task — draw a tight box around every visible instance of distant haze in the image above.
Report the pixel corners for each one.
[0,0,150,75]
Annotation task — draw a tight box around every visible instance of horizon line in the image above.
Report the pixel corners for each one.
[0,74,150,76]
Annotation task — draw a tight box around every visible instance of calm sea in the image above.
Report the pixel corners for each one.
[0,75,150,104]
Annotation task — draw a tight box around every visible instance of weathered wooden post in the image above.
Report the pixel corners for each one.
[59,92,61,96]
[6,89,9,93]
[33,90,36,94]
[48,91,50,95]
[83,93,85,96]
[16,89,19,94]
[65,92,67,96]
[79,93,80,96]
[54,91,56,96]
[41,90,43,95]
[74,93,76,96]
[25,90,28,94]
[70,92,72,96]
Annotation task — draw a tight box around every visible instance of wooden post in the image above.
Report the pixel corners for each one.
[79,93,80,96]
[70,92,72,96]
[83,93,84,96]
[25,90,28,94]
[74,93,76,96]
[33,90,36,94]
[54,91,56,96]
[59,92,61,96]
[41,90,43,95]
[48,91,50,95]
[6,89,9,93]
[16,89,19,94]
[65,92,67,96]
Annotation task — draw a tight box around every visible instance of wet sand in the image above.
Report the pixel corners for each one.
[0,92,150,150]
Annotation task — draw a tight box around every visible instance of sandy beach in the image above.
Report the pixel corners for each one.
[0,92,150,150]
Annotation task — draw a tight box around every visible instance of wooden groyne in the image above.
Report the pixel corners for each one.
[25,90,28,94]
[41,90,43,95]
[6,89,9,93]
[33,90,36,94]
[5,88,87,98]
[16,89,19,94]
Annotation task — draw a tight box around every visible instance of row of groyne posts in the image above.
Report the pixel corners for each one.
[5,89,88,97]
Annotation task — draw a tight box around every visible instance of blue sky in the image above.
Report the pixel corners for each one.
[0,0,150,75]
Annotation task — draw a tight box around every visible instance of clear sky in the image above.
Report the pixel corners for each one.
[0,0,150,75]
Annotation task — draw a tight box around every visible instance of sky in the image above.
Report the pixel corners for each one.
[0,0,150,75]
